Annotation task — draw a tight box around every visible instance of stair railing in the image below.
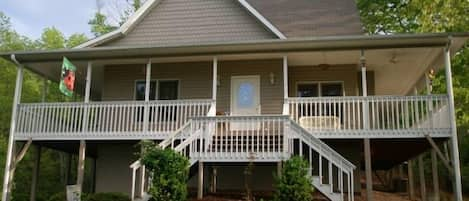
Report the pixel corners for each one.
[288,120,356,201]
[129,121,192,201]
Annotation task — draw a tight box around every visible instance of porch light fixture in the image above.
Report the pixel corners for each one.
[269,72,275,85]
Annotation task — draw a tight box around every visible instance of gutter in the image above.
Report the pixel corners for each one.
[10,54,21,66]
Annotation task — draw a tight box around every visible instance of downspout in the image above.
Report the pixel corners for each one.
[2,54,24,201]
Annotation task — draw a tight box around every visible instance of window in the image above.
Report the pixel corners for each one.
[135,81,156,100]
[135,80,179,122]
[158,80,179,100]
[297,83,319,97]
[296,82,343,97]
[296,82,344,118]
[321,83,343,97]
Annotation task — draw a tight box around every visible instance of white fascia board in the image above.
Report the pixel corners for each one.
[237,0,287,39]
[120,0,162,35]
[75,0,163,48]
[75,30,123,48]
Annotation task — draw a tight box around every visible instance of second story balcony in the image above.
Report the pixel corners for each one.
[5,34,465,141]
[14,94,450,140]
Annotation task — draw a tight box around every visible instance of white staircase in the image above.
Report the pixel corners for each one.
[130,116,356,201]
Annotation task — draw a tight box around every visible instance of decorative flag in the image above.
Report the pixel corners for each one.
[59,57,76,97]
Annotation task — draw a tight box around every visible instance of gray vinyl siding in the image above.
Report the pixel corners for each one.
[288,65,360,97]
[102,59,284,114]
[102,62,213,101]
[102,61,369,114]
[217,59,284,115]
[104,0,275,47]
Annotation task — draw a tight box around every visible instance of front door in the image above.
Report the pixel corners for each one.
[231,75,261,116]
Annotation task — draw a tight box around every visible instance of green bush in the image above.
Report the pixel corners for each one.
[141,141,189,201]
[47,192,129,201]
[47,192,88,201]
[273,156,314,201]
[86,192,130,201]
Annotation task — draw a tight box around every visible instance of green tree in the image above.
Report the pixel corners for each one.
[141,141,189,201]
[0,11,94,200]
[67,33,89,48]
[88,12,117,37]
[357,0,469,193]
[273,157,313,201]
[39,27,65,49]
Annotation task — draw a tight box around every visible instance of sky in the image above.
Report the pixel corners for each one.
[0,0,100,39]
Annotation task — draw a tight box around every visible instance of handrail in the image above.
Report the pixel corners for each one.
[130,121,193,201]
[159,121,192,149]
[15,99,214,140]
[17,99,215,106]
[285,94,448,102]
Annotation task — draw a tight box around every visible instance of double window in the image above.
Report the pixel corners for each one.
[135,80,179,122]
[296,82,344,118]
[296,82,344,97]
[135,80,179,100]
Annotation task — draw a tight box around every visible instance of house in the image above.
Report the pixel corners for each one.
[1,0,468,200]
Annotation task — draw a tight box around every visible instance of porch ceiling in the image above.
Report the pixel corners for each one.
[1,33,467,97]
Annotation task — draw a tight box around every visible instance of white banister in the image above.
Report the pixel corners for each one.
[285,95,450,138]
[15,99,213,140]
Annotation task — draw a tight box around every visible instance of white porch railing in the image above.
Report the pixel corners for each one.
[131,115,356,201]
[285,95,451,138]
[15,99,214,140]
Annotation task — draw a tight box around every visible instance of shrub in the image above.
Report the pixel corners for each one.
[273,156,314,201]
[141,141,189,201]
[47,192,88,201]
[86,192,130,201]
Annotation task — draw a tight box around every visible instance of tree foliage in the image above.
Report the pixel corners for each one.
[273,157,313,201]
[0,11,93,200]
[88,13,117,37]
[88,0,146,37]
[140,141,189,201]
[357,0,469,193]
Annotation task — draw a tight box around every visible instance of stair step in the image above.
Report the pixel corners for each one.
[311,176,343,201]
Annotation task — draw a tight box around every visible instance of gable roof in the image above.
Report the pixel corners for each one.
[77,0,285,48]
[247,0,363,37]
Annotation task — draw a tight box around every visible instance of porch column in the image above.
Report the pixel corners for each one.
[282,56,289,115]
[142,59,152,132]
[361,50,373,201]
[209,57,218,116]
[443,44,463,201]
[2,55,24,201]
[77,61,92,189]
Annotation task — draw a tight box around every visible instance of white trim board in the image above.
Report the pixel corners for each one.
[237,0,287,39]
[76,0,286,48]
[76,0,163,48]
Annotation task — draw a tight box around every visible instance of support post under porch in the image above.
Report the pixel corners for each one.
[29,146,41,201]
[408,160,416,200]
[198,162,204,199]
[443,43,463,201]
[418,155,427,201]
[360,50,373,201]
[77,61,93,190]
[2,56,24,201]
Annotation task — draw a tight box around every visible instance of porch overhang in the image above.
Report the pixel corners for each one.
[1,33,468,96]
[1,33,467,63]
